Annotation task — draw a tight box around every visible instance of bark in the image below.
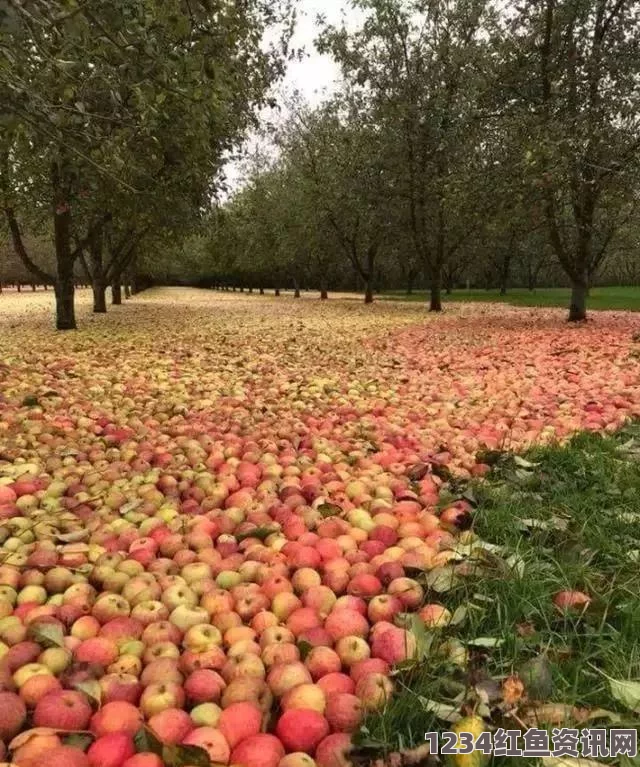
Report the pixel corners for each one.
[320,277,328,300]
[259,287,264,295]
[364,277,374,304]
[17,283,21,292]
[429,268,442,312]
[248,287,253,294]
[111,280,122,305]
[569,273,588,321]
[124,283,131,299]
[293,278,301,298]
[406,271,415,295]
[31,283,36,292]
[275,288,281,297]
[52,187,76,330]
[93,282,107,313]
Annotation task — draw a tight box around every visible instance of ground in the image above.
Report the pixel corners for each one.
[1,288,640,766]
[384,286,640,312]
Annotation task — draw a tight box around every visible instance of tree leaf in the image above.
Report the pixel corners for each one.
[30,623,65,648]
[417,697,461,722]
[608,677,640,711]
[134,727,163,756]
[425,566,461,593]
[235,526,278,542]
[317,503,342,518]
[467,637,504,648]
[519,654,553,700]
[163,743,211,767]
[62,732,94,751]
[72,679,102,708]
[297,640,313,661]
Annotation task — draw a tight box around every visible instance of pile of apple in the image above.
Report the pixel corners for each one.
[0,441,469,767]
[1,294,637,766]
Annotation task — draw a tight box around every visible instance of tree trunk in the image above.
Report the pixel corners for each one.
[293,278,301,298]
[259,287,264,295]
[54,278,75,331]
[93,281,107,313]
[568,273,588,321]
[429,268,442,312]
[364,276,374,304]
[444,269,454,295]
[52,181,76,330]
[275,288,280,297]
[112,280,122,305]
[406,272,415,295]
[17,283,21,293]
[248,287,253,294]
[528,266,536,292]
[320,277,328,300]
[124,283,131,299]
[31,283,36,292]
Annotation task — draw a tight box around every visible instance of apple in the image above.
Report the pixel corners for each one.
[355,672,394,710]
[0,692,26,741]
[123,754,164,767]
[190,701,222,727]
[184,669,226,704]
[305,647,342,680]
[33,689,93,729]
[91,701,144,736]
[315,733,352,767]
[419,603,452,628]
[267,662,312,697]
[147,707,193,744]
[87,733,135,767]
[140,681,185,717]
[231,734,285,767]
[182,726,230,763]
[275,709,330,753]
[221,676,273,712]
[325,693,362,732]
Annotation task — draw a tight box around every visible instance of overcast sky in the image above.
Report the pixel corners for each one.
[224,0,360,191]
[284,0,351,106]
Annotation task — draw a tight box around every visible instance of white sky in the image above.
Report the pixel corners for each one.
[285,0,352,105]
[223,0,361,192]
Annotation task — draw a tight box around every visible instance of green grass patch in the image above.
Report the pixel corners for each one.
[356,424,640,765]
[382,286,640,311]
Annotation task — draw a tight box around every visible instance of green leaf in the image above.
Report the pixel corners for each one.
[134,727,163,756]
[235,526,278,542]
[513,456,538,469]
[417,697,461,722]
[297,640,313,661]
[425,566,461,593]
[30,623,65,648]
[21,395,39,407]
[61,732,94,751]
[608,677,640,711]
[72,680,102,708]
[317,503,342,518]
[519,654,553,700]
[467,637,504,648]
[449,605,468,626]
[163,743,210,767]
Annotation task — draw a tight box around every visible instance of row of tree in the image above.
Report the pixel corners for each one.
[196,0,640,321]
[1,0,293,328]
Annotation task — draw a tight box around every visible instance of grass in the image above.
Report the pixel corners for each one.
[356,424,640,766]
[382,286,640,311]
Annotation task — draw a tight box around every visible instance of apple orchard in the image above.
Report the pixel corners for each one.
[0,289,639,767]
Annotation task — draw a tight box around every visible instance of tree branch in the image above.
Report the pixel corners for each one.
[3,206,54,284]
